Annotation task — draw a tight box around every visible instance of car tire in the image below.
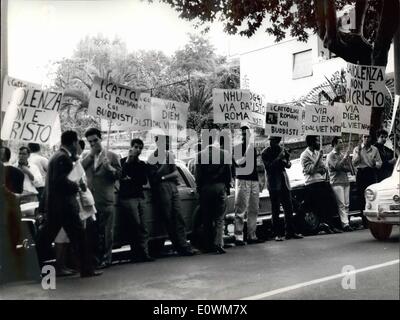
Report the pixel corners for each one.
[368,221,393,241]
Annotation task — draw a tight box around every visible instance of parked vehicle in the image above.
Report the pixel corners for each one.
[364,158,400,241]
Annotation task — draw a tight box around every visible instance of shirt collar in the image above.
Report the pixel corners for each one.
[60,147,72,157]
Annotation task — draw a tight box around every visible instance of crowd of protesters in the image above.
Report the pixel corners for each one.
[0,125,397,280]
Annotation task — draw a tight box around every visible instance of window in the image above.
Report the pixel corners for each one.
[293,49,313,79]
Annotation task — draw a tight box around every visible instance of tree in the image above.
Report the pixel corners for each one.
[156,0,400,138]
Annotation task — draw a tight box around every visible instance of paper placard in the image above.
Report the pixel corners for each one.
[264,103,303,137]
[304,104,342,136]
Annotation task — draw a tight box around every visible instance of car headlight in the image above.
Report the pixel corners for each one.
[365,189,376,201]
[393,195,400,203]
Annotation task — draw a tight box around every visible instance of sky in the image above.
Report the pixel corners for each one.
[7,0,271,86]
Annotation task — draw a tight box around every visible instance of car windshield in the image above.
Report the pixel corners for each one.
[396,157,400,172]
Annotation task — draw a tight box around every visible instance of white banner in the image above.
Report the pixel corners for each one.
[1,87,63,145]
[304,104,342,136]
[248,91,267,128]
[151,97,188,135]
[1,76,39,111]
[346,63,386,108]
[337,102,372,135]
[264,103,303,137]
[213,89,251,124]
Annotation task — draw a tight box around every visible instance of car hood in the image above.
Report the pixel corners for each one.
[367,174,400,193]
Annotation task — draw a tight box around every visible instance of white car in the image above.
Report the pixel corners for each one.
[364,158,400,240]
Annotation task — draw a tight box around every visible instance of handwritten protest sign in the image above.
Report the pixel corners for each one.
[213,89,251,124]
[337,102,372,135]
[151,98,188,135]
[248,91,267,128]
[389,95,400,154]
[1,76,39,111]
[88,77,143,125]
[1,87,62,145]
[304,104,342,136]
[264,103,302,137]
[346,63,386,108]
[100,92,153,131]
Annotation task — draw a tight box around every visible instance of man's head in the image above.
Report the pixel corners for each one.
[306,135,320,151]
[18,146,31,165]
[376,129,388,145]
[269,136,282,147]
[0,146,11,163]
[361,134,372,147]
[77,140,85,156]
[331,136,343,152]
[130,138,144,158]
[61,130,79,155]
[28,143,40,153]
[85,128,103,153]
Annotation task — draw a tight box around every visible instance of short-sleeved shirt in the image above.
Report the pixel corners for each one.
[29,153,48,187]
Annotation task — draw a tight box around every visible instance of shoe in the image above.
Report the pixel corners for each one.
[234,240,246,246]
[214,246,226,254]
[275,236,284,241]
[247,238,265,244]
[56,268,77,277]
[80,270,103,278]
[332,227,343,234]
[96,262,110,270]
[285,233,304,240]
[320,223,333,234]
[343,225,353,232]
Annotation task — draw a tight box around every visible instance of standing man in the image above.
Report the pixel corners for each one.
[118,138,154,262]
[195,132,232,254]
[38,130,100,278]
[147,134,194,256]
[262,137,303,241]
[27,143,48,201]
[300,135,342,234]
[0,146,24,194]
[374,129,396,182]
[233,124,263,245]
[353,134,382,218]
[327,137,353,232]
[13,147,42,200]
[82,128,121,269]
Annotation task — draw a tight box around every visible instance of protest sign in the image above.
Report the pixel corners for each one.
[264,103,302,137]
[1,76,39,111]
[150,98,188,135]
[100,92,153,131]
[1,87,62,145]
[389,95,400,154]
[88,77,143,125]
[337,102,372,135]
[346,63,386,108]
[304,104,342,136]
[213,89,251,124]
[248,91,267,128]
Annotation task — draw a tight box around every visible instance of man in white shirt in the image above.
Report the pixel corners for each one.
[13,146,43,200]
[28,143,48,200]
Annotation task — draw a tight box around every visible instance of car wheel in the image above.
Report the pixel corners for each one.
[368,221,393,241]
[301,211,320,236]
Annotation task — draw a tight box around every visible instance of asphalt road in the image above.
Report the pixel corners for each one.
[0,228,399,300]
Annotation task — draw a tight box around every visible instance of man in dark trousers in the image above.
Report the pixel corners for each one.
[195,132,232,254]
[82,128,121,269]
[38,130,100,278]
[147,134,194,256]
[262,136,303,241]
[118,138,154,262]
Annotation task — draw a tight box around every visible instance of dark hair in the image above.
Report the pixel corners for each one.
[130,138,144,147]
[331,136,341,147]
[61,130,78,146]
[85,127,102,139]
[376,129,388,138]
[28,143,40,153]
[19,146,31,155]
[2,146,11,162]
[305,135,317,147]
[78,140,85,150]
